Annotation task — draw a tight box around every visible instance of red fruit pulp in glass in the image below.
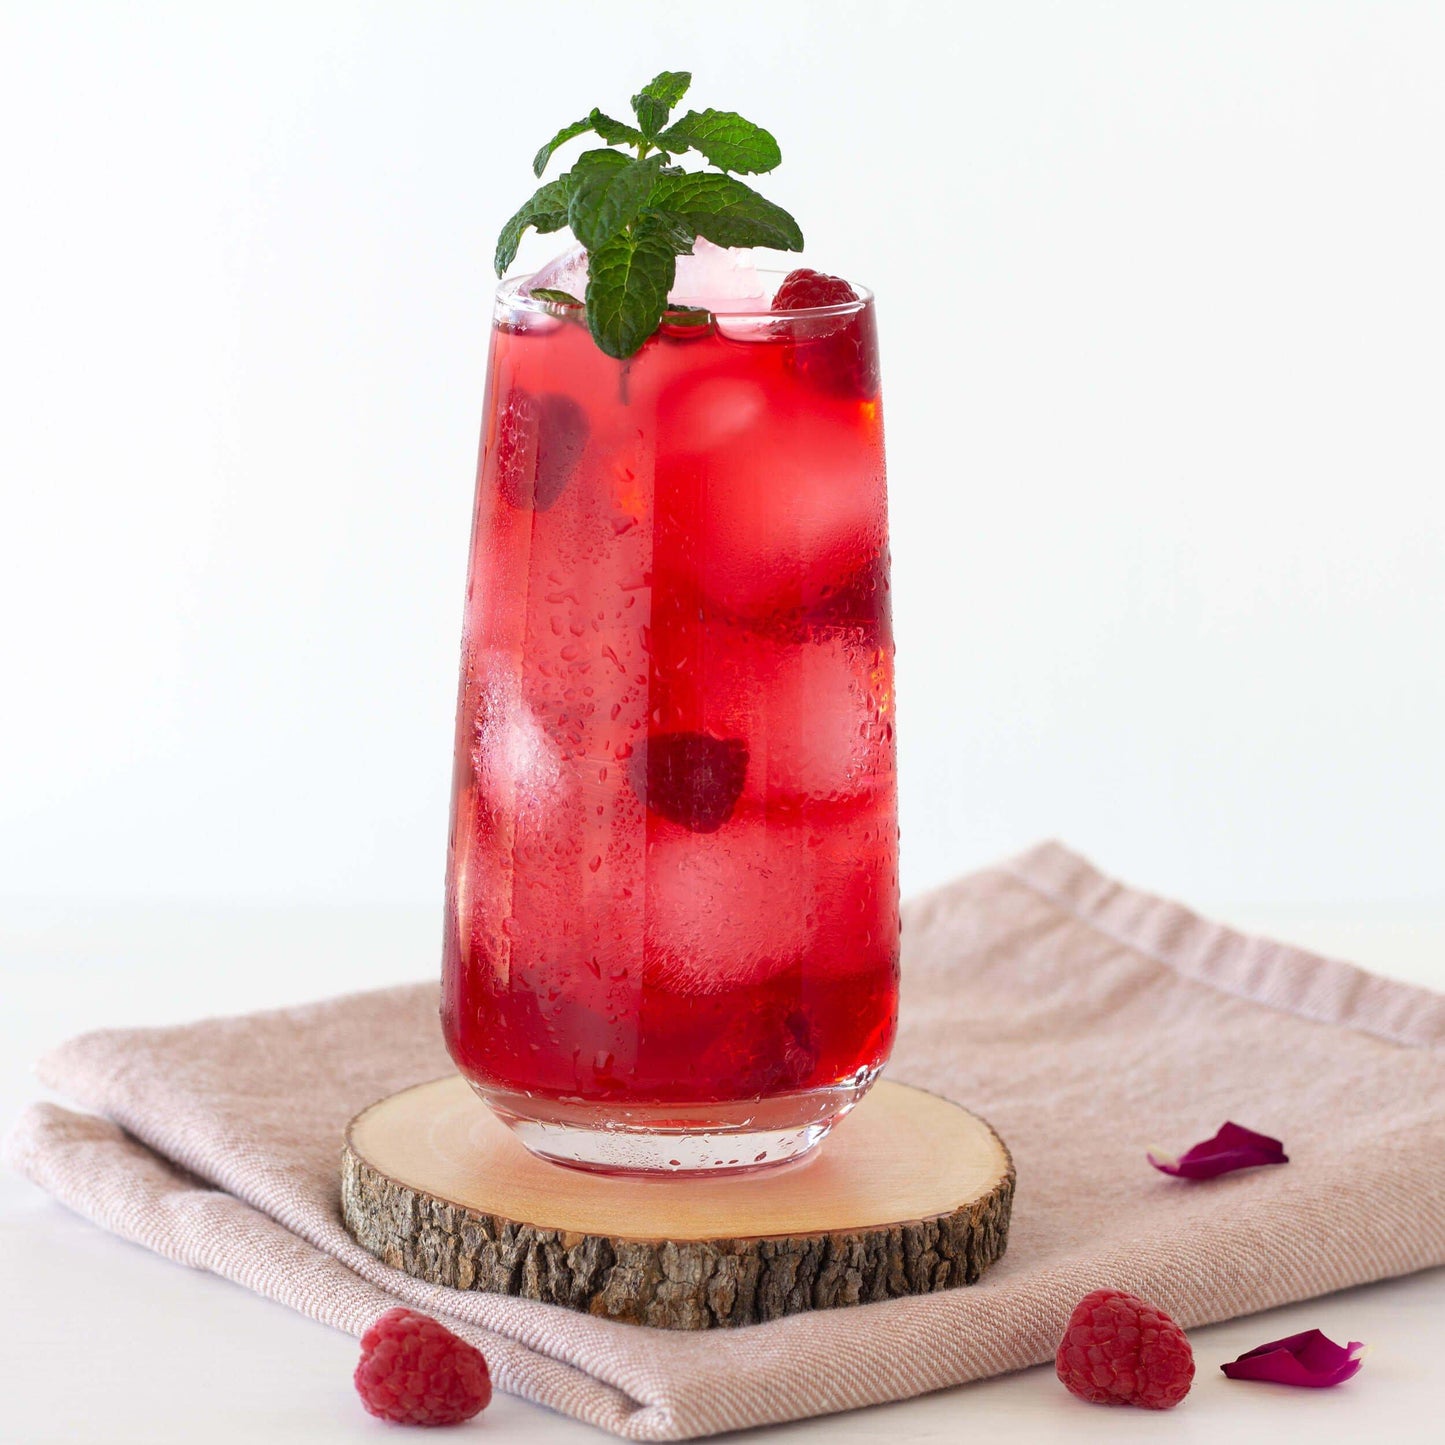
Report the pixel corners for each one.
[442,291,898,1108]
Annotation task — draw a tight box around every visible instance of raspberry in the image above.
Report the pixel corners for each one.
[770,268,860,310]
[727,1008,818,1096]
[494,387,588,511]
[636,731,748,833]
[1055,1289,1194,1410]
[770,270,879,400]
[354,1307,492,1427]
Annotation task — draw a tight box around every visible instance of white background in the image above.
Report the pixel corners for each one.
[4,0,1444,915]
[4,6,1445,1441]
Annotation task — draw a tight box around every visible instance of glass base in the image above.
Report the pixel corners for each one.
[476,1069,881,1177]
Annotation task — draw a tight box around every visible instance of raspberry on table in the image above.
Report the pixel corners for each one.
[770,268,860,310]
[354,1307,492,1426]
[1055,1288,1195,1409]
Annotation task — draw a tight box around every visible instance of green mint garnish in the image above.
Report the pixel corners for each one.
[648,172,802,252]
[631,71,691,140]
[660,303,713,331]
[585,212,682,360]
[532,110,644,178]
[652,110,782,175]
[567,149,667,251]
[529,288,583,308]
[495,70,804,359]
[494,177,569,276]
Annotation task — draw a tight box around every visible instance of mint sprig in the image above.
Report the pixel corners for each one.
[495,70,804,359]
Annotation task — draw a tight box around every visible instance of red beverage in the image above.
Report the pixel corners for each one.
[442,275,897,1172]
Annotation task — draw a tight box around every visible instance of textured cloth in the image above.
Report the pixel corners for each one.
[6,842,1445,1439]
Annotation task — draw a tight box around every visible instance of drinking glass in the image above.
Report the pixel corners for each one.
[441,276,897,1174]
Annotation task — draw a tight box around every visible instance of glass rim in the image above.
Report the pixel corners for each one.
[496,267,874,322]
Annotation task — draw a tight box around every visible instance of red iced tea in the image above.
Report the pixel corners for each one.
[442,276,897,1172]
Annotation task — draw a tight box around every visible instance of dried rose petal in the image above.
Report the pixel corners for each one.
[1148,1122,1288,1180]
[1221,1330,1365,1388]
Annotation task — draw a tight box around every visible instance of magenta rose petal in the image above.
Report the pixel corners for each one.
[1221,1330,1366,1388]
[1148,1121,1289,1179]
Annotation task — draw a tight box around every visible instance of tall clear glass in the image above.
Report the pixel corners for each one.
[441,277,897,1174]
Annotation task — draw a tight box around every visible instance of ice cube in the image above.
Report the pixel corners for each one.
[523,244,589,300]
[745,630,895,807]
[654,372,888,618]
[450,779,510,977]
[668,238,767,313]
[525,239,766,315]
[470,657,565,807]
[467,646,648,993]
[648,613,894,808]
[655,375,768,454]
[642,791,898,996]
[643,813,817,993]
[808,791,899,971]
[509,431,653,770]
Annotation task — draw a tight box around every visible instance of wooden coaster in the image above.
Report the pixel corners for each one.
[341,1076,1014,1330]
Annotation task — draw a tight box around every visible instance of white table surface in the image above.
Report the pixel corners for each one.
[3,900,1442,1443]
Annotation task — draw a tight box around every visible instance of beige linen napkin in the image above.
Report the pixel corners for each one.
[7,842,1445,1438]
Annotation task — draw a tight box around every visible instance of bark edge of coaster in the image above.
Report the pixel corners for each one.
[341,1075,1014,1330]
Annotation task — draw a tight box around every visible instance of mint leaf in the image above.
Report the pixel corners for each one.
[494,177,569,275]
[632,70,691,138]
[641,206,697,255]
[660,303,713,333]
[639,71,691,111]
[532,116,598,178]
[589,109,646,148]
[568,151,667,251]
[655,109,781,174]
[533,108,645,176]
[649,172,802,252]
[563,146,631,185]
[529,288,583,307]
[585,213,680,359]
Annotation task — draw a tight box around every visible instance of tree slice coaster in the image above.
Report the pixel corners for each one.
[341,1076,1014,1330]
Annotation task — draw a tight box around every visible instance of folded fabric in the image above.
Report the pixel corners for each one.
[6,842,1445,1439]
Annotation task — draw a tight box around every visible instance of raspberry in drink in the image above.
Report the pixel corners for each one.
[441,73,898,1173]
